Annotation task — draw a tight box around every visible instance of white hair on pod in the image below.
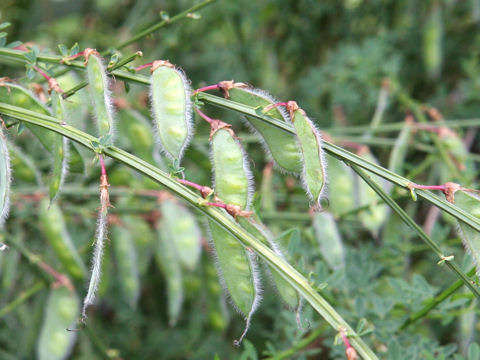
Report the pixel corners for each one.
[81,206,109,320]
[0,128,11,226]
[205,218,262,346]
[149,64,194,163]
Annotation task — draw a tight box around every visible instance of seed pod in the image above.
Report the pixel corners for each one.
[118,109,156,164]
[155,223,184,326]
[211,126,253,208]
[423,2,443,78]
[455,190,480,277]
[49,91,69,204]
[37,287,79,360]
[238,216,299,309]
[9,143,42,184]
[204,258,230,331]
[225,84,302,174]
[123,216,155,277]
[86,52,115,139]
[207,219,261,345]
[57,72,89,131]
[160,198,202,270]
[355,148,388,236]
[439,127,471,172]
[326,155,355,217]
[286,102,327,208]
[0,82,56,151]
[0,125,11,226]
[38,199,86,280]
[312,211,345,271]
[111,219,140,309]
[150,60,193,162]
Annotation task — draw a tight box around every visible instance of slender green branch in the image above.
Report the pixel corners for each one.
[400,266,477,329]
[0,281,45,319]
[350,164,480,298]
[0,104,379,360]
[115,0,218,50]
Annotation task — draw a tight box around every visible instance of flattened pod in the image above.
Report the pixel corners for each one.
[160,199,202,270]
[0,125,11,225]
[9,143,41,184]
[38,199,86,280]
[455,190,480,277]
[112,222,140,309]
[0,83,55,151]
[423,2,443,78]
[37,287,79,360]
[287,102,327,208]
[50,91,69,204]
[211,127,252,208]
[312,211,345,271]
[238,217,299,309]
[155,225,184,326]
[124,216,155,277]
[227,85,302,174]
[150,60,193,162]
[86,52,115,139]
[207,219,261,344]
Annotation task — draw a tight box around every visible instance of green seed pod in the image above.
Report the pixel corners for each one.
[226,84,302,174]
[204,258,230,331]
[36,287,80,360]
[312,211,345,271]
[238,216,299,309]
[423,2,443,78]
[56,72,90,131]
[160,198,202,270]
[455,190,480,277]
[207,219,261,345]
[326,155,355,217]
[0,82,56,151]
[356,148,388,236]
[123,216,155,277]
[49,91,69,204]
[211,126,253,208]
[111,220,140,309]
[118,109,156,164]
[150,60,193,162]
[38,199,86,280]
[155,223,184,326]
[0,126,11,225]
[9,143,41,184]
[287,102,327,208]
[86,53,115,139]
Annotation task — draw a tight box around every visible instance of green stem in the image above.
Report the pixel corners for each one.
[0,103,379,360]
[0,281,45,319]
[400,266,477,329]
[115,0,218,50]
[350,164,480,298]
[264,325,327,360]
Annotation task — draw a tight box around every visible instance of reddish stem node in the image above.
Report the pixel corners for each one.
[177,179,214,198]
[408,182,462,203]
[135,62,154,72]
[195,107,215,124]
[339,329,358,360]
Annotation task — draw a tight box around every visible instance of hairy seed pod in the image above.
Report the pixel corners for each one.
[287,102,327,208]
[118,109,156,164]
[455,190,480,277]
[156,223,184,326]
[111,220,140,309]
[207,219,261,345]
[37,287,79,360]
[49,91,69,204]
[0,125,11,226]
[326,155,355,217]
[312,211,345,271]
[238,216,299,309]
[86,53,115,139]
[150,60,193,162]
[423,2,443,78]
[0,82,56,151]
[38,199,86,280]
[123,215,155,277]
[160,198,202,270]
[226,84,302,174]
[204,258,230,331]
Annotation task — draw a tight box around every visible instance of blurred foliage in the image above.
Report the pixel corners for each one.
[1,0,480,359]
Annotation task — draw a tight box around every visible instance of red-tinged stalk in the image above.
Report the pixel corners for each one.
[32,66,63,94]
[134,62,154,72]
[81,154,111,321]
[195,107,216,125]
[177,178,214,198]
[339,328,358,360]
[408,181,466,203]
[192,81,248,96]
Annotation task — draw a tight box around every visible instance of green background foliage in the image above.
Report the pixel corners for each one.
[0,0,480,359]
